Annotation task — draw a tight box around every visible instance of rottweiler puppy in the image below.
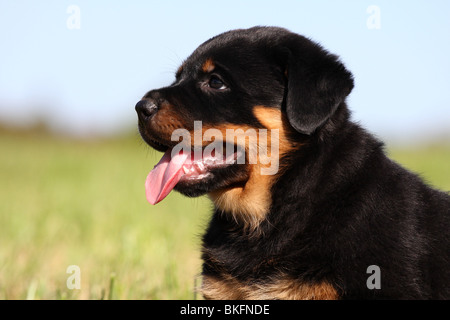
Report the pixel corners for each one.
[135,26,450,299]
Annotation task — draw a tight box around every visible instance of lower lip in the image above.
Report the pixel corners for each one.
[179,172,212,182]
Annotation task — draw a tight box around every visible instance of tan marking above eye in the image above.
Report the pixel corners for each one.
[201,58,215,73]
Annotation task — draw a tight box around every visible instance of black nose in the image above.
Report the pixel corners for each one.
[135,99,158,120]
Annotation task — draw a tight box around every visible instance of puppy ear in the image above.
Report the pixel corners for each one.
[281,38,354,135]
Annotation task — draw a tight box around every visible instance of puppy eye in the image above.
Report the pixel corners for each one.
[208,76,227,90]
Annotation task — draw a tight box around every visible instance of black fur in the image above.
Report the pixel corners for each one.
[136,26,450,299]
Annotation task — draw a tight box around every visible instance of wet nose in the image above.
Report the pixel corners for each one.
[135,99,158,121]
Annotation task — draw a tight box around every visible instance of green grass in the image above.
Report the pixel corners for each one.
[0,130,449,299]
[387,144,450,191]
[0,130,211,299]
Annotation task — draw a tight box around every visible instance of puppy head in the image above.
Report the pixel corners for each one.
[136,27,353,221]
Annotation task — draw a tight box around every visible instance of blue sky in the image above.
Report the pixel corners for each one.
[0,0,449,142]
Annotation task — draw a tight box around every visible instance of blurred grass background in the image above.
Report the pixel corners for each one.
[0,128,212,299]
[0,127,449,299]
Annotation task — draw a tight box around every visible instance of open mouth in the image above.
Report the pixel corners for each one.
[145,141,243,205]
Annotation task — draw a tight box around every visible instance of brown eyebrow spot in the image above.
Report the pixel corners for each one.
[201,58,215,73]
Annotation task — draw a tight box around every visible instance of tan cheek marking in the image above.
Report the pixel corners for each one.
[252,106,300,154]
[149,106,299,232]
[151,106,187,137]
[206,107,301,232]
[199,123,274,232]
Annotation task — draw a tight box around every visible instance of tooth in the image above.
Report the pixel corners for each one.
[183,166,190,174]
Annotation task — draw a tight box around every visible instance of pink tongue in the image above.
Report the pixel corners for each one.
[145,149,189,205]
